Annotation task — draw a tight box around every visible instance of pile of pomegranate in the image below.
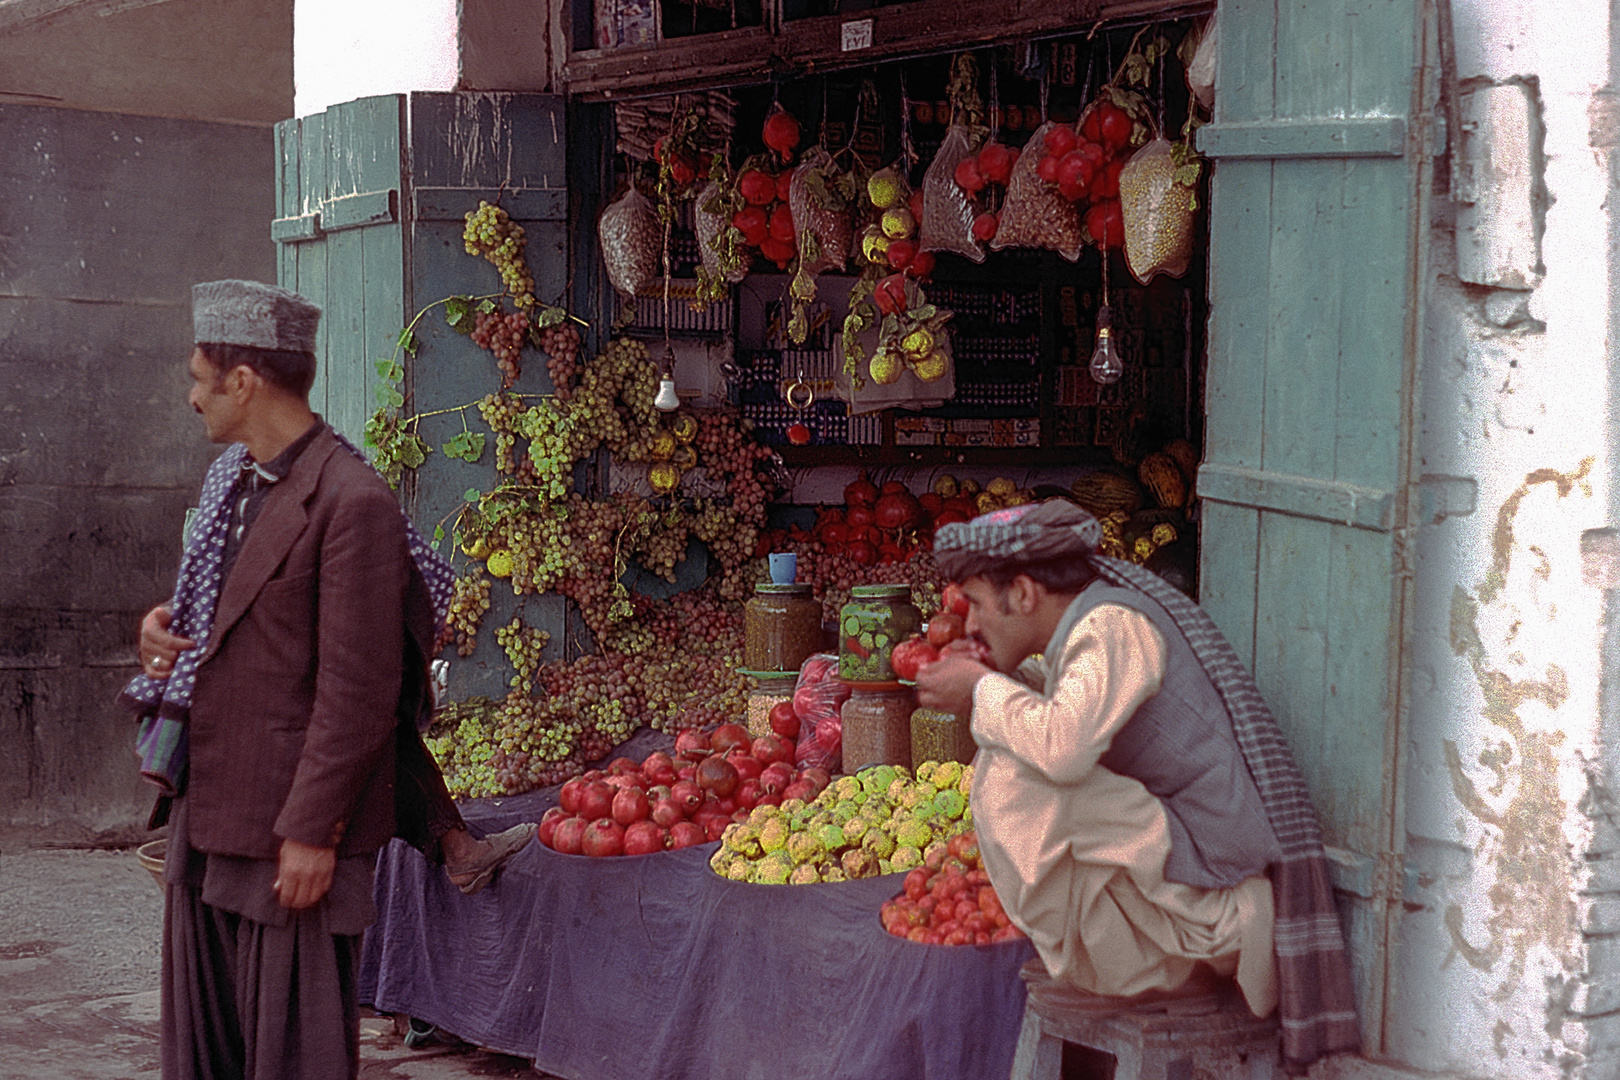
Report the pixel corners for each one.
[890,582,972,680]
[538,721,831,857]
[1035,99,1138,250]
[879,831,1027,946]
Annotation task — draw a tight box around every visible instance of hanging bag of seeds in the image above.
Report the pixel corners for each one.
[598,185,661,297]
[989,121,1083,262]
[919,123,986,262]
[788,151,853,275]
[1118,135,1196,284]
[694,181,748,286]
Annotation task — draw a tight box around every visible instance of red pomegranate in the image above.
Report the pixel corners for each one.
[670,821,707,849]
[642,751,677,786]
[558,778,586,815]
[538,806,568,848]
[710,723,751,756]
[739,169,777,206]
[622,820,665,856]
[726,752,764,782]
[552,816,587,855]
[611,787,650,827]
[763,109,802,159]
[752,734,793,766]
[736,777,763,810]
[608,757,639,776]
[703,818,729,842]
[768,701,801,740]
[844,475,879,506]
[671,780,704,813]
[582,818,625,857]
[651,797,686,829]
[675,728,711,762]
[782,779,816,803]
[578,781,614,822]
[696,756,739,799]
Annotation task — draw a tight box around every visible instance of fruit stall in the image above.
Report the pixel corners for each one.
[335,6,1224,1077]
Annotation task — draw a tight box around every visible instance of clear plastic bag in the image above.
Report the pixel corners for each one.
[792,653,851,772]
[989,121,1083,262]
[1118,137,1195,284]
[598,186,662,297]
[919,123,986,263]
[788,162,851,275]
[694,182,747,285]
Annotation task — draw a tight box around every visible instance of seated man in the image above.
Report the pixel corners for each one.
[916,500,1358,1067]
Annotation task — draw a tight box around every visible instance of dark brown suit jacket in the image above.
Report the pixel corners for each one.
[186,427,437,860]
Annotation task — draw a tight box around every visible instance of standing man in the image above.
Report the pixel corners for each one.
[916,500,1359,1070]
[121,281,527,1079]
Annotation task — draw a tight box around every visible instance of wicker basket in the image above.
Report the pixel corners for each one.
[136,839,167,890]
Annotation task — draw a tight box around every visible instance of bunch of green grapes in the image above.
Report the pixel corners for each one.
[444,573,492,656]
[511,403,579,501]
[463,201,536,308]
[478,393,523,473]
[494,615,550,695]
[425,702,501,798]
[631,503,690,584]
[500,504,572,595]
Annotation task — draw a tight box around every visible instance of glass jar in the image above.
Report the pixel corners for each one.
[746,672,799,739]
[911,707,977,768]
[837,585,922,682]
[745,584,822,673]
[841,683,917,772]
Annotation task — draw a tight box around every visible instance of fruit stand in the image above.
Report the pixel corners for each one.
[344,9,1219,1078]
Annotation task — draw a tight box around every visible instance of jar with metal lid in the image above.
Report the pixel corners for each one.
[837,585,922,682]
[745,584,822,672]
[911,707,977,768]
[841,683,917,772]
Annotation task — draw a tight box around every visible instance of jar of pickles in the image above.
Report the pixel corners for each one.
[745,584,822,673]
[911,707,977,767]
[837,585,922,682]
[841,683,917,772]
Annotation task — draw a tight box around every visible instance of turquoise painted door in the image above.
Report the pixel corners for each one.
[273,96,408,448]
[274,93,570,700]
[1195,0,1436,1055]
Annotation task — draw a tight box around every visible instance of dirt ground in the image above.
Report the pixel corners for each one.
[0,847,546,1079]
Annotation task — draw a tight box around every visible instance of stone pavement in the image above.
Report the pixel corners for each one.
[0,847,546,1079]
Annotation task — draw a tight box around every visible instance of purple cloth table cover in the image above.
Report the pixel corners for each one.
[360,788,1033,1080]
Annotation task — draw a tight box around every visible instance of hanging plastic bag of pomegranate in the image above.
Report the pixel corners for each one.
[919,123,986,263]
[694,182,747,286]
[788,153,852,276]
[989,121,1083,262]
[792,653,849,773]
[598,185,662,297]
[1118,136,1196,284]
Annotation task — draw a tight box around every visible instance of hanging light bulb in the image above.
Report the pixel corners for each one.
[654,344,680,411]
[1088,304,1122,385]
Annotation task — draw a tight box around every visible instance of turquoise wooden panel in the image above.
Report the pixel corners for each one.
[1197,501,1261,669]
[404,93,571,699]
[295,110,329,419]
[274,119,299,295]
[1216,0,1278,123]
[1202,159,1272,473]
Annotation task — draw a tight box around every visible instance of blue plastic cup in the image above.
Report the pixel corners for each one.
[768,552,797,585]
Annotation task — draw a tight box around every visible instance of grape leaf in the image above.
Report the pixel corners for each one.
[433,523,445,543]
[397,326,419,355]
[1174,163,1202,187]
[375,358,394,378]
[534,305,567,329]
[465,487,483,503]
[444,295,475,334]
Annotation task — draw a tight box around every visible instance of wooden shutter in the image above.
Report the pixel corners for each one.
[1195,0,1436,1054]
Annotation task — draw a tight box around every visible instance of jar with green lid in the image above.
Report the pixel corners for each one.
[841,684,916,772]
[911,707,977,768]
[837,585,922,682]
[745,584,822,672]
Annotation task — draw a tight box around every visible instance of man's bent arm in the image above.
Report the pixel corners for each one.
[971,605,1167,785]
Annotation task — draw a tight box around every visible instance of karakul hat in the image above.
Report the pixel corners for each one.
[192,280,321,353]
[933,499,1103,580]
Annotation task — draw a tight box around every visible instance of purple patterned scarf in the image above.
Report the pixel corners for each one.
[119,430,456,797]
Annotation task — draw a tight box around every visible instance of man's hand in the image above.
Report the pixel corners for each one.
[915,650,992,717]
[139,606,195,681]
[274,838,336,909]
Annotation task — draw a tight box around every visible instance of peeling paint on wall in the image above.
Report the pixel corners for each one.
[1442,460,1594,1008]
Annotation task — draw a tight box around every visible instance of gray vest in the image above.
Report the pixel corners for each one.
[1049,582,1282,890]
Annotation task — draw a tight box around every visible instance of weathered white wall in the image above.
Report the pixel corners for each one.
[293,0,459,117]
[1396,1,1616,1077]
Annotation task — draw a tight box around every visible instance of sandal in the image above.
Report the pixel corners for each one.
[445,822,537,895]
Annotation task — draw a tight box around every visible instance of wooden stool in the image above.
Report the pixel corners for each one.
[1009,962,1280,1080]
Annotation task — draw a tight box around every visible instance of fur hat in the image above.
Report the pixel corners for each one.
[192,280,321,353]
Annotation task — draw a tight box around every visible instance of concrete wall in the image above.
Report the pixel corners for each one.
[1393,1,1618,1077]
[0,0,292,125]
[0,103,276,847]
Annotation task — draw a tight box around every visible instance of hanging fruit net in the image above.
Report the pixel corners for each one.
[989,121,1083,262]
[789,153,853,276]
[919,123,986,263]
[599,186,662,298]
[1118,136,1196,284]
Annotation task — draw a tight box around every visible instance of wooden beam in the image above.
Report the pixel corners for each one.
[562,0,1212,100]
